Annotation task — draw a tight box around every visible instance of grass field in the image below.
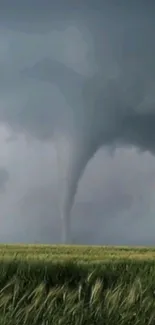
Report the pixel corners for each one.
[0,244,155,324]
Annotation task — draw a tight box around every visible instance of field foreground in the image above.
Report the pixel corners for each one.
[0,245,155,324]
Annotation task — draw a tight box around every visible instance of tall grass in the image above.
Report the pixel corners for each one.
[0,270,155,324]
[0,245,155,324]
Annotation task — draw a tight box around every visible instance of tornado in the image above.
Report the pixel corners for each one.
[54,129,100,244]
[59,137,99,244]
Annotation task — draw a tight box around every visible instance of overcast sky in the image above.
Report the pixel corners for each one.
[0,1,155,245]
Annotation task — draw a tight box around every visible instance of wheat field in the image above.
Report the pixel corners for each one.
[1,244,155,261]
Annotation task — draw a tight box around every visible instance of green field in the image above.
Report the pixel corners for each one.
[0,244,155,324]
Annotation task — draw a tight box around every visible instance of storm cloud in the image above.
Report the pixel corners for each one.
[0,1,155,244]
[21,7,155,242]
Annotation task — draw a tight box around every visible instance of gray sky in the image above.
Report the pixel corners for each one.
[0,2,155,245]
